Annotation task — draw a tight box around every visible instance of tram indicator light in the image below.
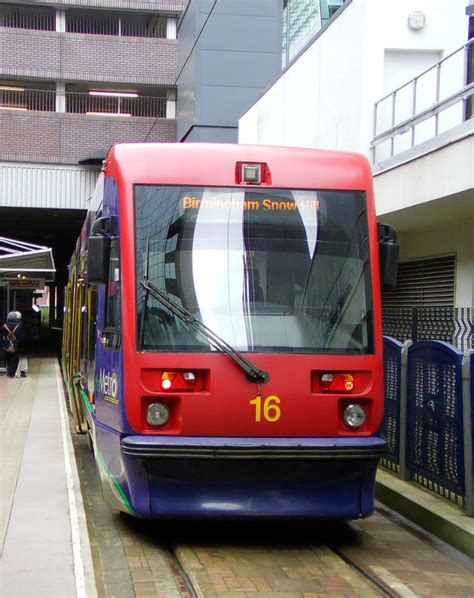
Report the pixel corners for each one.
[161,371,197,391]
[320,372,354,392]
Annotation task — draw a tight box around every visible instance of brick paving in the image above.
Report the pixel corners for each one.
[174,543,383,597]
[344,511,474,597]
[71,416,474,598]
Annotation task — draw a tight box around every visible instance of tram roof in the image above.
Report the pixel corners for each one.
[106,143,373,191]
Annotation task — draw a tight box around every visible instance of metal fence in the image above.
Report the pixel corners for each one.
[381,336,473,516]
[371,39,474,165]
[66,92,167,118]
[0,2,55,31]
[0,87,169,118]
[383,307,473,352]
[0,3,170,38]
[0,87,55,112]
[65,10,168,38]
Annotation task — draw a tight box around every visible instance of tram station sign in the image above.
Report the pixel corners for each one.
[8,278,46,290]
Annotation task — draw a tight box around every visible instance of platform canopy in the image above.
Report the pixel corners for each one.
[0,237,56,284]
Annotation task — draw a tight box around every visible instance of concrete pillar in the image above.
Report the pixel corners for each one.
[166,17,177,40]
[55,10,66,33]
[55,82,66,113]
[166,90,176,119]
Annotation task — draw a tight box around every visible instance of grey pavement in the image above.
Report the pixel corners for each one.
[0,357,97,598]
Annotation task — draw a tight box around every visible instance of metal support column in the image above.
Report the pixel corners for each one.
[399,340,412,481]
[462,351,473,516]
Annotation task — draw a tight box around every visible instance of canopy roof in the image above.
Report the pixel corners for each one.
[0,237,56,282]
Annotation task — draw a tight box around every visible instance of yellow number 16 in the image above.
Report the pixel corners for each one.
[249,395,281,423]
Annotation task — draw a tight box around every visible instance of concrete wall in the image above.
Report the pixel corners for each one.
[238,0,469,156]
[374,132,474,216]
[177,0,282,142]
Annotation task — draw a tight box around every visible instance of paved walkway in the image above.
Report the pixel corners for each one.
[0,357,96,598]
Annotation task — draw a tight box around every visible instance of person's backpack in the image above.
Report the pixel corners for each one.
[2,324,19,353]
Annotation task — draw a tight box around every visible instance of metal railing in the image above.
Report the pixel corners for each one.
[65,10,168,38]
[0,87,170,118]
[0,88,55,112]
[66,92,167,118]
[0,3,55,31]
[0,3,171,39]
[372,39,474,164]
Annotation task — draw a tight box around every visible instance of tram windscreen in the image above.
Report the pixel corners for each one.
[135,186,374,354]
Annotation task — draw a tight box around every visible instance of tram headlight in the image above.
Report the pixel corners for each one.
[342,404,366,429]
[146,402,170,426]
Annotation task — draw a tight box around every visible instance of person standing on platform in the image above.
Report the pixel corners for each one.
[0,311,25,378]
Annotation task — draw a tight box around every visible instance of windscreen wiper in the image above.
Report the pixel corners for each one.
[139,278,268,383]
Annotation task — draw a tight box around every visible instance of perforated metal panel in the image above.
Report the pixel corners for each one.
[406,341,465,498]
[381,336,403,467]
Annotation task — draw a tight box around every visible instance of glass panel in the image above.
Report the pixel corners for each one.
[135,186,373,355]
[104,239,121,348]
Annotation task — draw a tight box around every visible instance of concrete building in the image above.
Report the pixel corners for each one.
[239,0,473,348]
[0,0,187,319]
[176,0,282,142]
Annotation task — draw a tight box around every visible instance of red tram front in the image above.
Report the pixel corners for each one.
[64,143,396,519]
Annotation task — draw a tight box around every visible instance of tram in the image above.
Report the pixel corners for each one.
[62,143,398,519]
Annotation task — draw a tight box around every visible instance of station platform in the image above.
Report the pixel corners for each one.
[0,355,472,598]
[0,356,97,598]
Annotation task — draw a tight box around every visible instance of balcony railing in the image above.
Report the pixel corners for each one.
[371,39,474,165]
[0,2,55,31]
[65,10,169,38]
[0,3,174,39]
[0,87,172,118]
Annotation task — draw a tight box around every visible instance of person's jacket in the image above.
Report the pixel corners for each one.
[1,318,25,352]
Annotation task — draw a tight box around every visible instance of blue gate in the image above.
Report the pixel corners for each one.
[406,341,465,500]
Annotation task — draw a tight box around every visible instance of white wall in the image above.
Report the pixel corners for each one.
[239,0,469,157]
[374,133,474,215]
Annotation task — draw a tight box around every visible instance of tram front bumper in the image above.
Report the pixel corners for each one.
[120,436,387,519]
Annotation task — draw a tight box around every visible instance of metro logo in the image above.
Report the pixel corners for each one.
[98,369,119,404]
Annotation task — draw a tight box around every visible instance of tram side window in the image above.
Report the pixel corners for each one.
[103,238,121,349]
